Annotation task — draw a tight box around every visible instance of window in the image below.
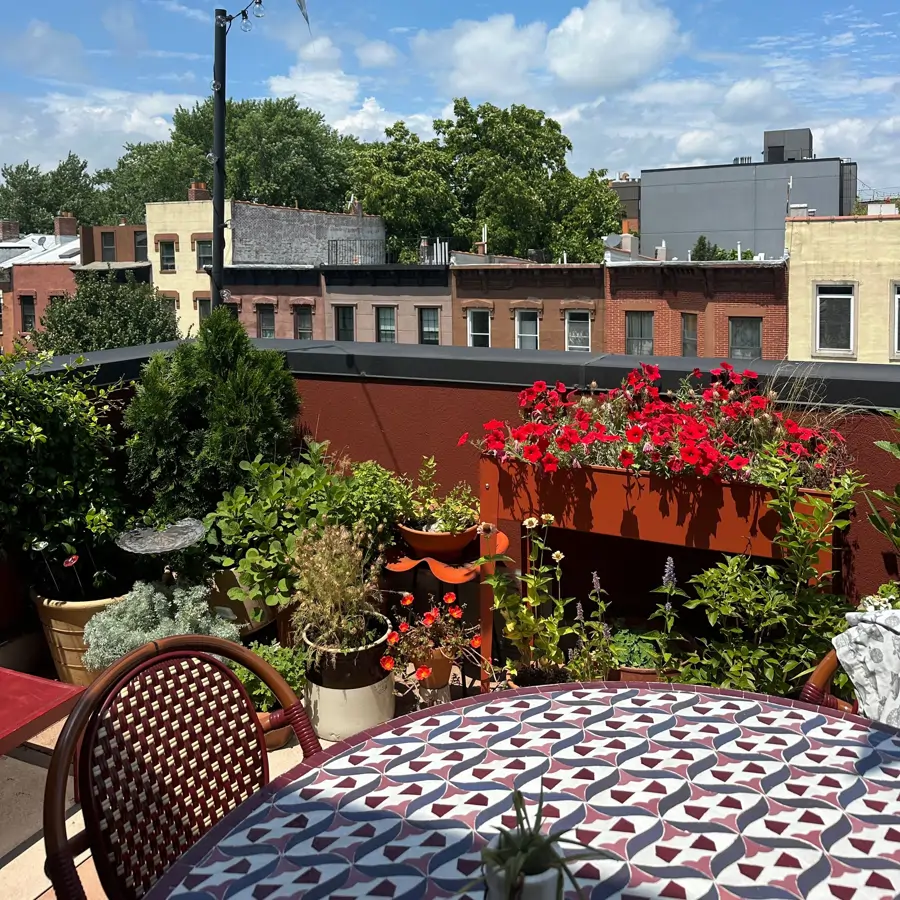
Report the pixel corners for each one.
[895,285,900,357]
[816,284,854,354]
[565,310,591,352]
[515,310,539,350]
[681,313,698,356]
[375,306,396,343]
[134,231,148,262]
[159,240,176,272]
[101,231,116,262]
[197,297,211,321]
[294,305,313,340]
[467,308,491,348]
[257,304,275,339]
[625,311,654,355]
[161,296,177,316]
[418,307,440,345]
[196,240,213,271]
[729,317,762,360]
[224,302,239,319]
[20,295,36,332]
[334,305,355,341]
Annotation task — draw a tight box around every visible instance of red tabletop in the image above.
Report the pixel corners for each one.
[0,667,83,756]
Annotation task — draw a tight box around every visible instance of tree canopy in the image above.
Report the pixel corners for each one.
[691,235,755,261]
[32,270,180,355]
[0,95,625,262]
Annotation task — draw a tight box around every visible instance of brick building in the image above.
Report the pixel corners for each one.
[605,260,788,360]
[451,264,605,352]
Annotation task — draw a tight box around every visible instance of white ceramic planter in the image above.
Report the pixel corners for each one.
[484,835,563,900]
[303,673,395,742]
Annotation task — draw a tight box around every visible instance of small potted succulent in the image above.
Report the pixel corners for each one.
[231,641,306,750]
[398,457,479,561]
[481,788,614,900]
[290,522,395,741]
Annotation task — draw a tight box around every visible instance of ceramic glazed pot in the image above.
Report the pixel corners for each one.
[484,836,562,900]
[397,524,478,562]
[420,649,453,689]
[302,613,395,742]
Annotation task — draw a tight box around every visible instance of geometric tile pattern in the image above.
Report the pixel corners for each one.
[150,685,900,899]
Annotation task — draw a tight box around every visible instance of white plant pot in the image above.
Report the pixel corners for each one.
[484,836,563,900]
[303,673,395,742]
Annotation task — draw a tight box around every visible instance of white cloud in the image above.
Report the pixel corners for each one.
[300,36,342,65]
[824,32,856,47]
[4,21,87,80]
[141,49,211,61]
[355,40,399,69]
[546,0,684,90]
[149,1,207,24]
[102,2,143,52]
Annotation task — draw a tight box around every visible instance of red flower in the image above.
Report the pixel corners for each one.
[423,612,436,627]
[742,369,758,380]
[542,453,559,473]
[668,458,684,473]
[749,395,768,411]
[401,593,414,606]
[533,380,547,392]
[523,443,542,462]
[483,419,505,431]
[680,444,701,465]
[470,635,482,649]
[641,362,661,381]
[790,442,809,457]
[555,381,567,393]
[625,425,643,444]
[457,432,469,446]
[449,605,463,619]
[63,555,79,568]
[431,606,441,618]
[443,592,457,605]
[387,631,400,645]
[380,655,395,671]
[691,368,702,379]
[619,449,635,468]
[727,455,750,470]
[830,429,846,444]
[399,622,410,633]
[415,666,433,681]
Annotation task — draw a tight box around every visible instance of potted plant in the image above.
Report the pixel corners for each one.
[231,641,306,750]
[82,580,240,674]
[289,523,395,741]
[380,592,485,705]
[398,457,479,561]
[480,515,575,687]
[481,788,613,900]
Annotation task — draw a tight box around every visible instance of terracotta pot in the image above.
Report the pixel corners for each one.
[398,524,478,562]
[419,649,453,689]
[257,710,293,751]
[208,569,275,636]
[614,667,679,683]
[32,590,122,687]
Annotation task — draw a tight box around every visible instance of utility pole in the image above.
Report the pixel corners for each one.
[211,9,228,308]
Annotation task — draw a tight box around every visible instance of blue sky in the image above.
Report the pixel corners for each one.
[1,1,899,193]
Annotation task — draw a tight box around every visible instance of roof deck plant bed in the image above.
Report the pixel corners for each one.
[469,362,851,560]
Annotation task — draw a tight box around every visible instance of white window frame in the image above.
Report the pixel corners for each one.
[294,305,313,340]
[814,283,855,357]
[417,306,441,345]
[374,305,397,343]
[467,308,491,348]
[515,309,540,350]
[565,309,591,352]
[334,305,356,341]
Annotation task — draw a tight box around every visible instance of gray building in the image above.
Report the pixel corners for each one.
[231,201,387,266]
[639,130,857,260]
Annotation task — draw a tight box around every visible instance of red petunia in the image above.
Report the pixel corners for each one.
[415,666,433,681]
[555,381,567,393]
[625,425,643,444]
[380,655,395,671]
[533,380,547,392]
[619,449,635,468]
[449,605,463,619]
[399,621,410,633]
[523,443,542,463]
[542,453,559,473]
[470,635,482,649]
[401,593,414,606]
[742,369,758,380]
[63,555,79,568]
[641,362,661,381]
[443,592,457,604]
[727,455,750,470]
[457,432,469,446]
[680,444,701,465]
[483,419,505,431]
[387,631,400,645]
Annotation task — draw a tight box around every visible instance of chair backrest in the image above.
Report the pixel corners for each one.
[44,635,321,900]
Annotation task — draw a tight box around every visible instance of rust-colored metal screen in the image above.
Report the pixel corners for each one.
[79,653,268,900]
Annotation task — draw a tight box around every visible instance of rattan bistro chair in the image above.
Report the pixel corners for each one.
[43,635,322,900]
[799,649,858,714]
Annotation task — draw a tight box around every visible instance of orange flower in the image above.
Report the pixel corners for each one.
[415,666,433,681]
[449,605,463,619]
[399,621,410,633]
[470,635,482,649]
[443,592,457,604]
[380,655,395,671]
[387,631,400,645]
[423,612,436,627]
[400,593,414,606]
[430,606,441,619]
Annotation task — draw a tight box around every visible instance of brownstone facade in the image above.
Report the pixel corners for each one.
[81,224,149,265]
[451,265,605,352]
[2,262,76,354]
[605,263,788,360]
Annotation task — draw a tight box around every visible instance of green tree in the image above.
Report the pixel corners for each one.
[32,270,180,355]
[690,235,754,261]
[549,169,623,262]
[350,122,459,262]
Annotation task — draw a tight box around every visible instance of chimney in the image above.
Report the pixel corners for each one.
[474,241,487,256]
[54,212,78,238]
[622,220,630,235]
[655,239,667,261]
[0,220,20,242]
[188,181,211,201]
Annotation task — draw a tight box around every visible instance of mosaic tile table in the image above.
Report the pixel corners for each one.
[148,684,900,900]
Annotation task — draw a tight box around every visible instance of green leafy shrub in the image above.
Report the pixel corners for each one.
[83,580,240,671]
[612,628,662,670]
[342,461,412,546]
[0,351,130,597]
[406,456,478,534]
[231,642,306,712]
[125,307,299,522]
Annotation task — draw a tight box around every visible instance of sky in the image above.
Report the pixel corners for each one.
[1,0,899,194]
